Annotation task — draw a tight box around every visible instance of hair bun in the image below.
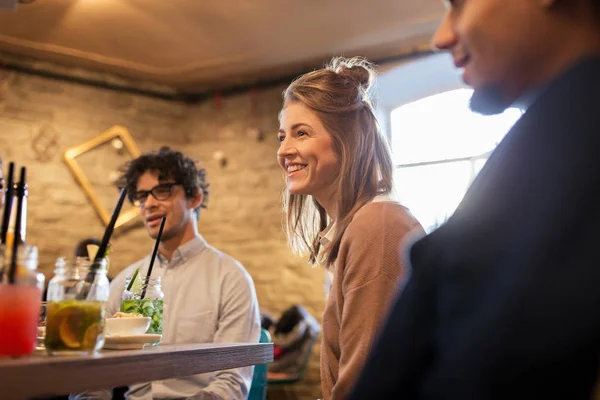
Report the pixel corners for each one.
[329,57,376,91]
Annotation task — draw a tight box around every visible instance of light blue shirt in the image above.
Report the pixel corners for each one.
[108,234,261,400]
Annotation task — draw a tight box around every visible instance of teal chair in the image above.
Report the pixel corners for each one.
[248,328,271,400]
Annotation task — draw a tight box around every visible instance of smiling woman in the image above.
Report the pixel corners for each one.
[277,102,339,206]
[277,57,424,400]
[278,57,399,266]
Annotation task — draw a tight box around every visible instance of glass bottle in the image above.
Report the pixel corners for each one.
[4,181,28,250]
[0,178,15,246]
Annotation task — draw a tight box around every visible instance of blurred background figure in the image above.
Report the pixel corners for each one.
[73,237,101,259]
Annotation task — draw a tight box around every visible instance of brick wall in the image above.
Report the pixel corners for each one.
[0,67,325,400]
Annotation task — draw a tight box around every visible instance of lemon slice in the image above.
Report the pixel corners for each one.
[56,306,85,349]
[126,268,141,293]
[82,322,104,349]
[131,274,142,294]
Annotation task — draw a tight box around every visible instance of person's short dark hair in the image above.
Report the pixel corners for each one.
[119,146,209,218]
[74,238,102,258]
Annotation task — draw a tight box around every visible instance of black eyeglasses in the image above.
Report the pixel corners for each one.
[132,182,181,205]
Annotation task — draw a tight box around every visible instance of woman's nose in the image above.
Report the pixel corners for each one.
[277,137,296,158]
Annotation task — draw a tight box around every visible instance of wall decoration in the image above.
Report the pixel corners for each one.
[31,123,60,162]
[63,125,141,229]
[246,126,264,142]
[212,151,228,168]
[111,137,125,154]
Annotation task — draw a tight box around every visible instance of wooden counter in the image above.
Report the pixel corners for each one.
[0,342,273,399]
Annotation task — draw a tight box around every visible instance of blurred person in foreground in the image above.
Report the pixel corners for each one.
[350,0,600,398]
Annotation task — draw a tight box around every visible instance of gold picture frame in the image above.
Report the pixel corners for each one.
[64,125,141,229]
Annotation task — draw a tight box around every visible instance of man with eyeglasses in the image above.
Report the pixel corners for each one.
[79,147,260,400]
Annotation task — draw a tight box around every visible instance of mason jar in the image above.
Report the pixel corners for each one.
[0,244,44,356]
[121,276,164,335]
[37,257,67,349]
[45,257,109,355]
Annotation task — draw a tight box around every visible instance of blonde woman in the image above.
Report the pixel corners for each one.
[277,57,424,400]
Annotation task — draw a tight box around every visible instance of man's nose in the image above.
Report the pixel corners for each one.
[142,193,159,211]
[431,12,457,51]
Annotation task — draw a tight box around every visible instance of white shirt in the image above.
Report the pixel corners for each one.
[108,234,261,400]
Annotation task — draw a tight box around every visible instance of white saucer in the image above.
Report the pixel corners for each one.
[103,334,162,350]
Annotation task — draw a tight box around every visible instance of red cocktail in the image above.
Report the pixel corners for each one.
[0,284,42,356]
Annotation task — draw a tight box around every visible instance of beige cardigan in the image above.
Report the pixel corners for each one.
[320,201,423,400]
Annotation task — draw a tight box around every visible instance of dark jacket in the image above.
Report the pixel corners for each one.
[350,55,600,399]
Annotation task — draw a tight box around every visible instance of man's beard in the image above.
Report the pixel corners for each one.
[469,85,511,115]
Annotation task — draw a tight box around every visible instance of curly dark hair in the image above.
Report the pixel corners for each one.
[119,147,209,218]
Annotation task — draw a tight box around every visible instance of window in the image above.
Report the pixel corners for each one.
[391,88,522,232]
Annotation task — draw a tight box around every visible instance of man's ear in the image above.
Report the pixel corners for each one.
[188,189,203,210]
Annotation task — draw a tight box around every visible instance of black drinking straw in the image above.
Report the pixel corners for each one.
[8,167,26,284]
[0,162,15,283]
[78,187,127,299]
[140,216,166,299]
[1,162,15,245]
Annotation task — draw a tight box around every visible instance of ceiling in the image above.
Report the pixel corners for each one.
[0,0,444,94]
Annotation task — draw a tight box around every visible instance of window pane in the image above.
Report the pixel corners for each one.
[391,89,522,165]
[390,88,522,232]
[394,161,473,232]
